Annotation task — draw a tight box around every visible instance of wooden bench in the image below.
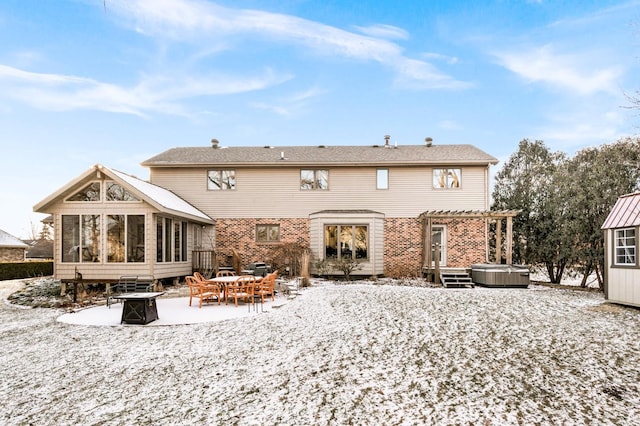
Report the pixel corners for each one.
[107,275,156,308]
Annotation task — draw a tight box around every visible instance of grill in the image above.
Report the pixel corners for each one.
[471,264,530,288]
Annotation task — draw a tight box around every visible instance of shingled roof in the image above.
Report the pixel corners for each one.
[141,143,498,168]
[0,229,28,248]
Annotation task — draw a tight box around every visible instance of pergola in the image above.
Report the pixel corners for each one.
[419,209,521,271]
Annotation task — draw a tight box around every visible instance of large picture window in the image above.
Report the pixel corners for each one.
[62,214,145,263]
[127,215,145,262]
[614,228,636,266]
[301,169,329,190]
[107,215,125,263]
[207,170,236,190]
[325,225,368,260]
[433,168,461,189]
[61,214,101,263]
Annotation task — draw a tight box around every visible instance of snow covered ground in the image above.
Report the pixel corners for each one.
[1,279,639,425]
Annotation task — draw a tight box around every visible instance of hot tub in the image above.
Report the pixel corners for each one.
[471,264,530,288]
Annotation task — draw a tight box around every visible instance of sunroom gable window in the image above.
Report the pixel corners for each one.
[66,182,101,202]
[106,181,139,201]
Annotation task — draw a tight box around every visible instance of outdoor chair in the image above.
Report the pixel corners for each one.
[254,270,277,304]
[216,270,236,277]
[193,271,209,282]
[186,275,223,308]
[225,275,256,309]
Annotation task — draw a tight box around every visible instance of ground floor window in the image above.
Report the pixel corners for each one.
[325,225,368,260]
[157,217,187,263]
[62,214,146,263]
[256,224,280,242]
[614,227,636,266]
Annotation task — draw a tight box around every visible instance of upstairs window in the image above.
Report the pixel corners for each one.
[207,170,236,190]
[615,228,636,266]
[376,169,389,190]
[301,169,329,190]
[66,182,101,202]
[256,224,280,242]
[433,168,461,189]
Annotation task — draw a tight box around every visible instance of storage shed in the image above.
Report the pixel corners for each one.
[601,192,640,307]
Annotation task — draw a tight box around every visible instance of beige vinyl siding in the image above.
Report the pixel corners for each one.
[150,165,490,219]
[50,198,193,282]
[309,210,384,276]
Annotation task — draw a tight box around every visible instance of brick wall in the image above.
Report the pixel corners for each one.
[0,247,26,262]
[434,217,487,267]
[215,216,487,278]
[383,218,423,277]
[383,217,488,278]
[214,218,310,266]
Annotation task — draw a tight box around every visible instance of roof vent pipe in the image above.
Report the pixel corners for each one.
[425,137,433,147]
[211,138,219,149]
[384,134,391,148]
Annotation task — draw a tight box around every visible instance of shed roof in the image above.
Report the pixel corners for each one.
[601,192,640,229]
[141,144,498,168]
[0,229,29,248]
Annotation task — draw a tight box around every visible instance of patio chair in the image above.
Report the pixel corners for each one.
[225,275,256,309]
[186,275,223,308]
[254,270,277,304]
[193,271,208,282]
[216,270,236,277]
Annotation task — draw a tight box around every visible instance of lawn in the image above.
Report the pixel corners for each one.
[1,279,638,425]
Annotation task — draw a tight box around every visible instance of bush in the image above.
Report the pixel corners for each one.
[0,261,53,280]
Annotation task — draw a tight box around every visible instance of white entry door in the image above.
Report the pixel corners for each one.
[431,225,447,266]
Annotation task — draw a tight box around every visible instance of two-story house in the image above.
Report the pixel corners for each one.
[34,138,517,285]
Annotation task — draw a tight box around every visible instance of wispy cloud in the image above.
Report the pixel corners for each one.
[494,44,623,95]
[107,0,468,90]
[250,87,325,117]
[353,24,409,40]
[0,64,291,116]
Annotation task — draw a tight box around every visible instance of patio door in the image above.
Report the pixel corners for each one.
[431,225,447,266]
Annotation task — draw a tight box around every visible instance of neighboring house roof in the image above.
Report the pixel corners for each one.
[141,143,499,168]
[25,239,54,259]
[0,229,29,248]
[33,164,213,224]
[602,192,640,229]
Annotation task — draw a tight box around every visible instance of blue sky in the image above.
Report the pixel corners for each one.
[1,0,639,238]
